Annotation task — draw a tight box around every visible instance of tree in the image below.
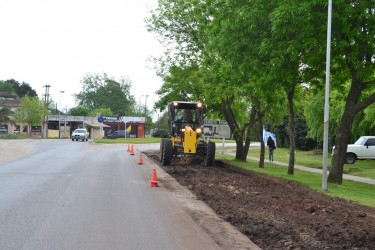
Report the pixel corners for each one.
[154,63,204,111]
[0,79,37,97]
[89,108,113,117]
[327,0,375,184]
[14,96,46,135]
[0,106,14,125]
[0,80,14,94]
[69,106,90,116]
[74,73,136,116]
[148,0,269,161]
[148,0,375,178]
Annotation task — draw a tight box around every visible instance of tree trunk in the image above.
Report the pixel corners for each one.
[286,90,296,175]
[242,126,251,161]
[328,109,355,184]
[258,111,265,168]
[241,108,256,161]
[234,132,244,160]
[328,73,370,183]
[221,97,245,161]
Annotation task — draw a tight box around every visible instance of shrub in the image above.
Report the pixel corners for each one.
[152,129,169,138]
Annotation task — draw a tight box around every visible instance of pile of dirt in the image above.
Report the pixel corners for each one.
[145,151,375,249]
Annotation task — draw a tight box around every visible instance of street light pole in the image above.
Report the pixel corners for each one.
[138,95,144,114]
[59,91,65,138]
[43,85,51,138]
[322,0,332,191]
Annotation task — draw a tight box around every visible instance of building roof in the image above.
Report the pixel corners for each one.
[84,121,110,128]
[0,92,20,108]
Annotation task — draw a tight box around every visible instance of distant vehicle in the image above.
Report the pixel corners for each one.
[334,136,375,164]
[106,130,131,139]
[71,128,89,141]
[0,127,7,135]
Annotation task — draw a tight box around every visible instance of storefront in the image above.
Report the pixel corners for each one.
[47,115,146,139]
[100,116,146,138]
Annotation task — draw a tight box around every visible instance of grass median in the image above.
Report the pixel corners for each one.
[246,146,375,179]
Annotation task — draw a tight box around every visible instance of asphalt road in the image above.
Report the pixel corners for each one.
[0,140,227,250]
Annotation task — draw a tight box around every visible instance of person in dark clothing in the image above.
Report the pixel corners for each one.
[267,136,276,162]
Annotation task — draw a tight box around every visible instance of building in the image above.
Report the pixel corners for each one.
[0,92,26,135]
[0,92,20,111]
[47,115,146,139]
[1,91,146,138]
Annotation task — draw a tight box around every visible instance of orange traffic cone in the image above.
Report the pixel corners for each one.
[130,144,135,155]
[150,168,159,187]
[127,144,130,152]
[138,153,143,165]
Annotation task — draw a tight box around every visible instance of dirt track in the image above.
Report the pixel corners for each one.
[145,151,375,250]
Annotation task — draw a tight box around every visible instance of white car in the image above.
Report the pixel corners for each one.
[343,136,375,164]
[71,128,89,141]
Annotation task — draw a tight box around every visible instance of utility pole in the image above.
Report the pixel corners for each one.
[43,85,51,138]
[59,91,65,138]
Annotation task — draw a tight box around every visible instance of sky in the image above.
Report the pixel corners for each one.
[0,0,164,117]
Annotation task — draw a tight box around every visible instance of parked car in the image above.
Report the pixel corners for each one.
[71,128,89,141]
[0,127,7,135]
[335,136,375,164]
[106,130,131,139]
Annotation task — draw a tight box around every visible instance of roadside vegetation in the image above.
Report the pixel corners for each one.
[247,147,375,180]
[0,134,35,139]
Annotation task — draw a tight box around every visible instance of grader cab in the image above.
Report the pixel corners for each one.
[160,101,216,166]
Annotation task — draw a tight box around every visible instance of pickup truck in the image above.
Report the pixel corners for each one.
[71,128,89,141]
[343,136,375,164]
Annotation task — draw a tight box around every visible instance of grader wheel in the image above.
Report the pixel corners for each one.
[160,139,166,162]
[161,139,173,166]
[205,141,216,166]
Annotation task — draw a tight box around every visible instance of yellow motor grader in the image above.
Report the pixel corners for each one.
[160,101,216,166]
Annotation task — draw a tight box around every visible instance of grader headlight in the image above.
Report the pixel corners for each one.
[196,128,202,134]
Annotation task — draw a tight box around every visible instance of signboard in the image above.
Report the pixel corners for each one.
[101,116,146,123]
[97,115,104,123]
[202,120,231,139]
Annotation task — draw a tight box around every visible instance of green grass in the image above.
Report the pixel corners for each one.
[0,134,35,139]
[248,146,375,179]
[220,154,375,207]
[210,138,236,143]
[94,137,161,144]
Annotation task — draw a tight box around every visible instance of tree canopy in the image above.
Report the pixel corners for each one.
[148,0,375,183]
[0,79,37,97]
[74,73,136,116]
[13,96,46,135]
